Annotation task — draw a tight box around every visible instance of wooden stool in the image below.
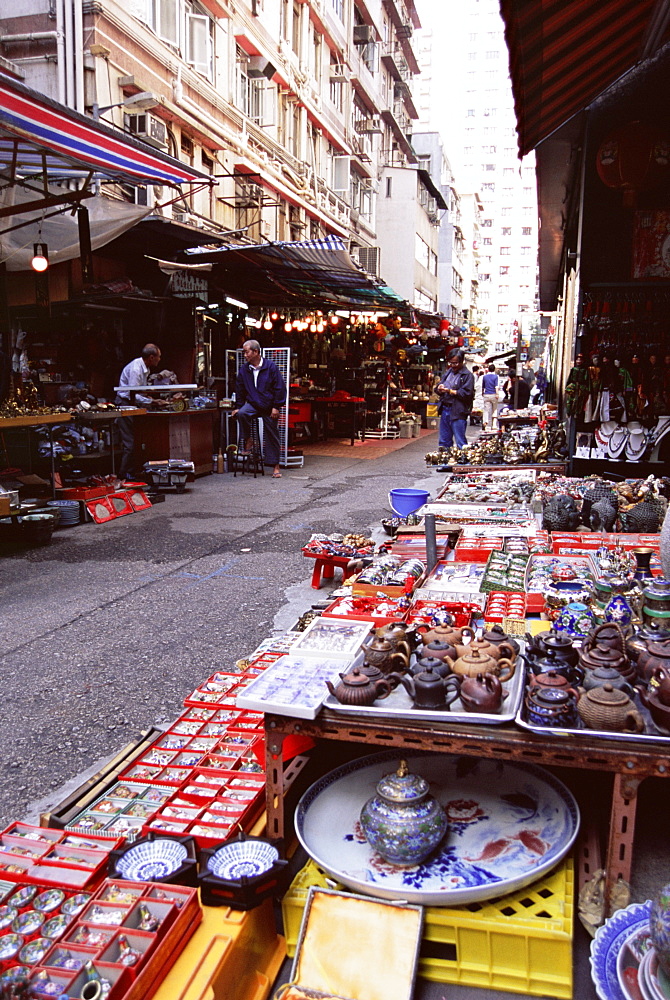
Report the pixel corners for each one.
[232,417,265,478]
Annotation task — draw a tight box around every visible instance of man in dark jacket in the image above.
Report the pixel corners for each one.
[232,340,286,477]
[436,348,475,449]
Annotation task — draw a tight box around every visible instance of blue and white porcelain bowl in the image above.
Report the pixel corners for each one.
[116,839,188,881]
[207,840,279,880]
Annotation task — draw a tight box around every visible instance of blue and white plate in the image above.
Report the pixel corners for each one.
[296,751,579,905]
[115,839,188,881]
[207,841,279,880]
[591,900,652,1000]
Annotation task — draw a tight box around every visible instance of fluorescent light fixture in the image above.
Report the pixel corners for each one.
[225,296,248,310]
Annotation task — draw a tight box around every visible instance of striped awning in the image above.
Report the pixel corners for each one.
[500,0,670,156]
[182,236,407,310]
[0,72,209,186]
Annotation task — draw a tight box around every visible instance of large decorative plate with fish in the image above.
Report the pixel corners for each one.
[296,751,579,905]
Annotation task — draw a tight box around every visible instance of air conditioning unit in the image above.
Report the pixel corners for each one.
[396,22,413,40]
[353,24,375,45]
[355,116,383,134]
[351,245,380,275]
[124,112,168,149]
[247,56,277,80]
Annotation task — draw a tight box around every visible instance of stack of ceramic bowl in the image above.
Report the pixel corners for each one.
[643,581,670,630]
[591,898,670,1000]
[46,499,81,527]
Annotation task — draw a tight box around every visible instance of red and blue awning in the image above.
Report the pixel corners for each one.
[0,72,209,186]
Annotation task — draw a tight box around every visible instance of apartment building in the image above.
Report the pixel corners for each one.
[1,0,423,282]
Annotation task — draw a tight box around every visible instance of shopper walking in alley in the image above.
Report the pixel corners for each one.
[436,347,475,449]
[481,362,499,430]
[232,340,286,478]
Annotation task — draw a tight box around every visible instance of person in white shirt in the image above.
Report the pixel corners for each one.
[115,343,164,479]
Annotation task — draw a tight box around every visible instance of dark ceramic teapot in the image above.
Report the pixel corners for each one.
[583,621,627,654]
[391,666,461,710]
[626,621,670,665]
[524,687,580,729]
[577,684,644,734]
[529,669,579,695]
[420,639,459,663]
[459,672,507,714]
[363,636,409,675]
[525,630,579,668]
[521,646,584,686]
[638,640,670,683]
[579,642,630,677]
[582,665,634,697]
[410,655,452,679]
[326,667,391,706]
[480,623,520,656]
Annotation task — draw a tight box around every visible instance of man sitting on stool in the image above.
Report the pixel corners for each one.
[231,340,286,478]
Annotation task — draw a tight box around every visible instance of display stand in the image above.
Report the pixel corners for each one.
[264,709,665,917]
[0,413,73,498]
[365,385,399,439]
[302,549,354,589]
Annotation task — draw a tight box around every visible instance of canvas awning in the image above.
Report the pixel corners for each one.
[181,235,408,311]
[500,0,670,156]
[0,72,210,189]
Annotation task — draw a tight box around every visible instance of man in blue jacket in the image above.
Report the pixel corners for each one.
[436,348,475,449]
[232,340,286,477]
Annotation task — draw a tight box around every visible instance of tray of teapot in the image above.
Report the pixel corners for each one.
[515,676,670,744]
[322,652,525,726]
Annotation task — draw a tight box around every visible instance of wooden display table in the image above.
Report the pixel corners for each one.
[0,413,73,497]
[311,397,366,446]
[264,709,670,916]
[133,409,215,476]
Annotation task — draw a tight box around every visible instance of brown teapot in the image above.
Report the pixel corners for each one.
[410,655,452,679]
[326,667,392,706]
[578,642,631,678]
[455,636,516,661]
[448,647,516,682]
[418,622,475,646]
[375,623,414,658]
[583,621,627,654]
[648,664,670,706]
[529,670,579,696]
[480,623,520,656]
[577,683,644,734]
[392,666,461,710]
[419,639,459,662]
[362,636,409,674]
[459,672,508,714]
[637,639,670,683]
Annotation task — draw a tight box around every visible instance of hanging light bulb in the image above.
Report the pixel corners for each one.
[263,313,273,330]
[316,322,324,333]
[270,311,279,321]
[284,320,292,332]
[310,323,317,332]
[292,318,300,328]
[31,243,49,272]
[330,315,339,325]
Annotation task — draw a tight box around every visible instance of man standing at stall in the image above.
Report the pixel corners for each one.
[436,347,475,450]
[232,340,286,478]
[115,343,166,480]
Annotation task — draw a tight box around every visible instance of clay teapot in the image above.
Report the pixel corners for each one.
[449,647,516,682]
[418,622,475,646]
[362,636,409,675]
[583,621,627,654]
[529,670,580,696]
[521,646,584,686]
[480,623,520,656]
[391,666,461,710]
[410,655,452,679]
[639,685,670,732]
[577,684,644,734]
[579,642,630,678]
[648,665,670,706]
[582,665,634,697]
[326,667,391,706]
[455,636,516,661]
[419,639,459,663]
[525,630,579,668]
[626,621,670,665]
[459,672,508,714]
[375,623,414,658]
[637,639,670,683]
[524,686,580,729]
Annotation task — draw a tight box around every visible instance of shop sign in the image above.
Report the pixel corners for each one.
[170,271,209,299]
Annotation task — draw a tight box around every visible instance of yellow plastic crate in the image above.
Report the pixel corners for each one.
[281,857,574,999]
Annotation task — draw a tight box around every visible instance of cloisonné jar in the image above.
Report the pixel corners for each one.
[359,760,447,866]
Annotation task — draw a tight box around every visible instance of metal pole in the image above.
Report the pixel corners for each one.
[424,513,437,573]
